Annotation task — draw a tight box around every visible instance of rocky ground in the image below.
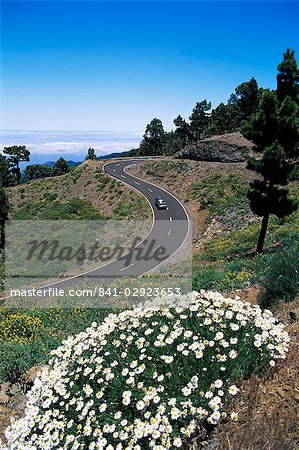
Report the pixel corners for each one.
[175,132,254,163]
[0,367,41,441]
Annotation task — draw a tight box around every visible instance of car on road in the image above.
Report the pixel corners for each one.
[155,197,167,209]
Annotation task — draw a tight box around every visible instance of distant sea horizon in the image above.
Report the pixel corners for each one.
[0,130,143,167]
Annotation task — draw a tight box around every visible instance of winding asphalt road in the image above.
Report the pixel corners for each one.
[100,159,190,275]
[5,159,190,296]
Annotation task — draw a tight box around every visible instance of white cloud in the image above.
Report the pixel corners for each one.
[0,131,142,157]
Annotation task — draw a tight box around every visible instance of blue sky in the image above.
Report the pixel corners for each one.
[1,1,298,132]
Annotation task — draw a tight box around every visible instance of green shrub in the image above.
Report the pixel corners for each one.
[0,313,42,344]
[12,197,105,220]
[114,197,148,219]
[71,167,85,183]
[259,234,299,307]
[0,341,47,383]
[197,223,262,262]
[192,258,263,292]
[192,265,227,291]
[1,292,289,448]
[0,251,4,292]
[43,192,58,201]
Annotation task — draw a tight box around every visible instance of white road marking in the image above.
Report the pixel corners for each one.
[148,188,153,193]
[135,181,140,185]
[166,207,169,211]
[169,217,173,221]
[120,263,134,272]
[153,245,160,252]
[116,164,120,167]
[168,229,172,236]
[121,175,126,178]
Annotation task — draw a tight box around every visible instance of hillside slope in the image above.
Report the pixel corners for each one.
[8,160,151,220]
[129,159,299,291]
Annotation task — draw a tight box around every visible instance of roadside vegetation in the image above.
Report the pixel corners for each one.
[131,158,299,299]
[0,49,298,449]
[12,197,106,220]
[192,172,299,293]
[1,292,290,449]
[0,308,109,383]
[7,162,150,221]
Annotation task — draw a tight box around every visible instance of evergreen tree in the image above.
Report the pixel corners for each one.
[85,148,97,160]
[24,164,55,180]
[242,49,299,253]
[227,93,242,131]
[279,96,299,157]
[235,77,260,121]
[164,131,185,155]
[242,91,280,150]
[205,102,234,136]
[189,100,211,142]
[3,145,30,185]
[141,118,166,156]
[0,154,11,187]
[173,115,191,146]
[247,142,297,252]
[0,185,9,250]
[277,48,299,103]
[54,157,69,175]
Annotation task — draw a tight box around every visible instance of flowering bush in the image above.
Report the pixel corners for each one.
[2,291,289,450]
[0,313,42,344]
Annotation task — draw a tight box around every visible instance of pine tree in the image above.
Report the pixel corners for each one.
[189,100,211,142]
[242,49,299,253]
[54,158,69,175]
[235,77,260,121]
[0,186,9,250]
[0,154,11,187]
[247,142,297,252]
[85,148,97,160]
[242,90,280,150]
[3,145,30,185]
[141,118,166,156]
[277,48,299,103]
[205,102,234,136]
[173,115,191,146]
[24,164,55,180]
